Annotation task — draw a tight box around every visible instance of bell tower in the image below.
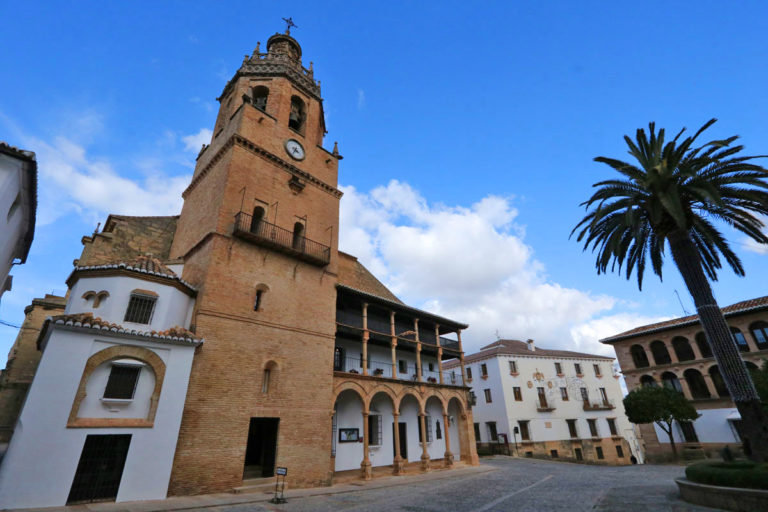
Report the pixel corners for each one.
[168,28,342,493]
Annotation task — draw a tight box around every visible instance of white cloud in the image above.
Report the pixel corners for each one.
[357,89,366,110]
[181,128,213,153]
[339,180,660,357]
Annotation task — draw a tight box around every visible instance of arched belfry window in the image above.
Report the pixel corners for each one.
[640,375,657,387]
[749,321,768,350]
[671,336,695,362]
[252,86,269,112]
[292,222,305,251]
[731,326,750,352]
[650,340,672,365]
[289,95,306,133]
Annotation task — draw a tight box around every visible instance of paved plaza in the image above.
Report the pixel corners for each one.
[206,457,719,512]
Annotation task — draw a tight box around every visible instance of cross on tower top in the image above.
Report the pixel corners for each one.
[282,17,297,35]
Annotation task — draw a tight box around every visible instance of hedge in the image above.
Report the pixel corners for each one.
[685,461,768,490]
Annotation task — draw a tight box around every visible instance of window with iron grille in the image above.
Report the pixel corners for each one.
[555,362,563,374]
[560,387,569,400]
[480,363,488,377]
[124,294,156,324]
[418,415,433,442]
[607,418,618,436]
[368,414,382,446]
[513,386,523,401]
[398,360,406,373]
[103,365,141,400]
[574,363,583,375]
[567,419,578,438]
[484,389,492,403]
[436,420,442,440]
[594,364,602,376]
[486,421,497,441]
[588,418,598,437]
[509,360,518,373]
[466,367,473,379]
[596,446,604,459]
[615,445,624,458]
[518,420,530,441]
[581,387,589,402]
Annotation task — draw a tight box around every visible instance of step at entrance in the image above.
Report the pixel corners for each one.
[232,476,285,495]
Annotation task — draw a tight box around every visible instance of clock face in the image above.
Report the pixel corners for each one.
[285,139,305,161]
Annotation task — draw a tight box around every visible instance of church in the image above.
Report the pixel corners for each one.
[0,28,478,508]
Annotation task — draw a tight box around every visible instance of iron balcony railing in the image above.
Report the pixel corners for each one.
[233,211,331,266]
[583,399,616,411]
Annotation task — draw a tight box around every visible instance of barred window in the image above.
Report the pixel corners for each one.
[368,414,382,445]
[509,360,517,373]
[124,293,156,324]
[418,415,434,442]
[103,365,141,399]
[555,362,563,374]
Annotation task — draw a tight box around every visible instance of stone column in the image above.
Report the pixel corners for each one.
[392,411,404,475]
[435,324,444,384]
[667,342,679,364]
[419,412,430,472]
[442,412,453,467]
[361,411,372,480]
[689,338,703,360]
[362,303,369,376]
[703,373,720,398]
[390,311,398,379]
[414,318,422,382]
[678,376,693,400]
[458,330,467,386]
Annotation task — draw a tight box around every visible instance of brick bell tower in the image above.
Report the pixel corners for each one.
[168,28,341,494]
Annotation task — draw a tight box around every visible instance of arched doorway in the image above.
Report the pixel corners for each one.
[333,388,365,472]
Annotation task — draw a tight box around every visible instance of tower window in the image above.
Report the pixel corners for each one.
[289,95,306,133]
[292,222,305,250]
[250,206,266,233]
[124,292,157,324]
[252,86,269,112]
[254,284,269,312]
[254,290,263,311]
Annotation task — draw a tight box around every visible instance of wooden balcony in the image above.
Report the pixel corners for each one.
[233,211,330,266]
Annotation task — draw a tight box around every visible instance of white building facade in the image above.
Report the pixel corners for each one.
[0,141,36,305]
[447,339,641,465]
[0,256,202,509]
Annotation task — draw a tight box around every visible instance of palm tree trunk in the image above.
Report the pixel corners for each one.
[668,230,768,462]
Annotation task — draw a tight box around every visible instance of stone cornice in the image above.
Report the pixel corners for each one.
[182,134,342,200]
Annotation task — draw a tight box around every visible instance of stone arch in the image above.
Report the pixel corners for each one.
[68,344,166,427]
[695,331,713,358]
[252,85,269,111]
[671,336,695,362]
[650,340,672,365]
[640,374,657,387]
[289,95,307,133]
[683,368,710,399]
[395,390,423,415]
[661,371,682,392]
[707,365,730,398]
[630,344,650,368]
[333,380,369,412]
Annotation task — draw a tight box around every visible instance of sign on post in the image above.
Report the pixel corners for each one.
[270,467,288,504]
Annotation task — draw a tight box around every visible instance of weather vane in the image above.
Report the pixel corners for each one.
[282,17,297,35]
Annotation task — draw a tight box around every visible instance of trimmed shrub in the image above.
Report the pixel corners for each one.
[685,461,768,490]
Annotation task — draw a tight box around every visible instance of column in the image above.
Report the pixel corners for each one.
[419,412,430,472]
[362,303,369,376]
[392,411,404,475]
[458,330,467,386]
[667,341,679,364]
[442,412,453,467]
[703,373,720,398]
[390,311,398,379]
[435,324,444,384]
[678,376,693,400]
[361,411,372,480]
[414,318,422,382]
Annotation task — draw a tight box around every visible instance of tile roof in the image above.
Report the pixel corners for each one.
[601,295,768,344]
[43,313,203,346]
[70,255,196,292]
[444,339,613,368]
[337,252,402,304]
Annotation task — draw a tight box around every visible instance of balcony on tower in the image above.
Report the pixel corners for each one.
[233,211,331,266]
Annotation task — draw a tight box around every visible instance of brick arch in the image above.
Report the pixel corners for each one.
[446,395,466,415]
[68,344,166,428]
[368,387,397,409]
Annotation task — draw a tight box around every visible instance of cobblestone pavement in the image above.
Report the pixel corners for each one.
[204,457,722,512]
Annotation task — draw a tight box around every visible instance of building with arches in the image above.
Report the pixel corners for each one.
[602,295,768,461]
[0,28,477,508]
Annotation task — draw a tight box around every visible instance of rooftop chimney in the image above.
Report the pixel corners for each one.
[526,339,535,351]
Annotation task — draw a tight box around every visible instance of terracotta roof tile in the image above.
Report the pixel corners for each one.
[601,295,768,344]
[71,254,196,292]
[337,252,402,304]
[45,313,202,345]
[445,339,613,368]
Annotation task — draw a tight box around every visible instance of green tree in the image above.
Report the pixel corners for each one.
[623,386,700,459]
[572,119,768,461]
[749,360,768,411]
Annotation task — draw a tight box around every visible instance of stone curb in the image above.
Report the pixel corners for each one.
[11,465,497,512]
[676,478,768,512]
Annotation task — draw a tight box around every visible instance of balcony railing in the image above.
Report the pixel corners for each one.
[333,356,462,386]
[537,398,555,412]
[583,399,616,411]
[233,211,331,266]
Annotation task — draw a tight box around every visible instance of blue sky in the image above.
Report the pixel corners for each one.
[2,1,768,357]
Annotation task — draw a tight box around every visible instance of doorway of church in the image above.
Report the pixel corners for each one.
[67,434,131,504]
[244,417,279,479]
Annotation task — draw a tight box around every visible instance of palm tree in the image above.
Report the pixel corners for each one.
[572,119,768,461]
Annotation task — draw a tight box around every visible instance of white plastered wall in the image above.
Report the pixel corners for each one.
[0,329,197,509]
